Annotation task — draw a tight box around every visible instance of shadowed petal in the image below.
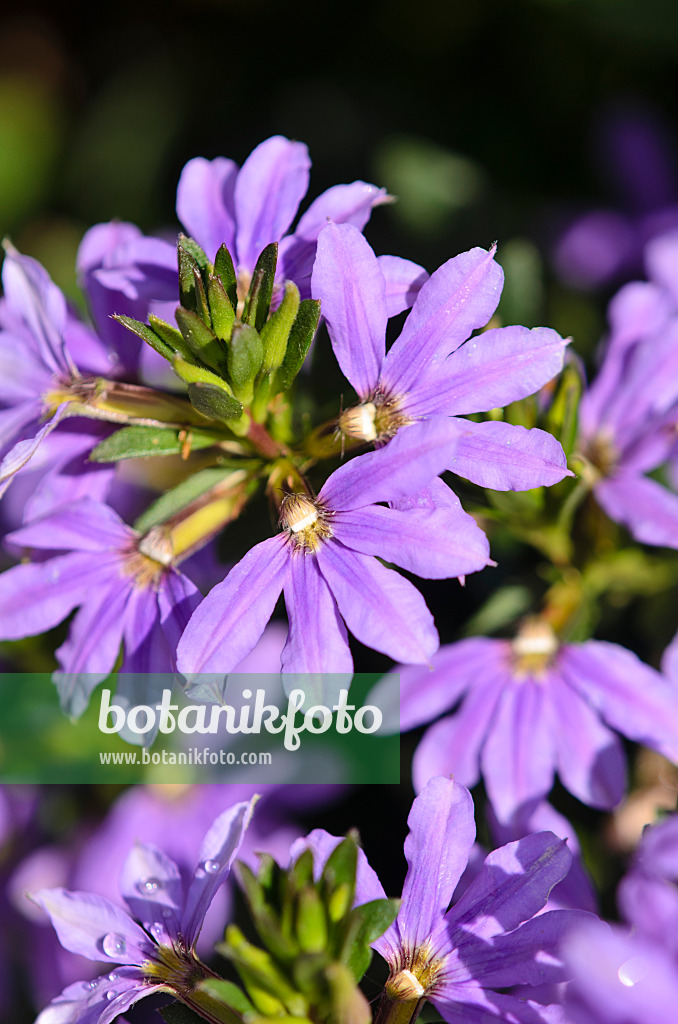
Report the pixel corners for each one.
[318,418,460,511]
[295,181,390,239]
[332,502,490,580]
[433,986,566,1024]
[32,888,150,964]
[176,535,289,674]
[443,832,572,941]
[316,541,438,664]
[36,970,155,1024]
[445,419,571,491]
[550,671,626,808]
[182,797,257,947]
[381,247,503,395]
[312,223,386,397]
[235,137,310,269]
[439,326,567,416]
[398,778,476,950]
[377,255,429,317]
[481,681,556,823]
[282,553,353,674]
[177,156,238,258]
[120,842,184,944]
[413,674,506,793]
[0,403,70,497]
[559,640,678,763]
[595,472,678,549]
[2,247,71,377]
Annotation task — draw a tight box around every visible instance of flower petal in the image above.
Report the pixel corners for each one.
[0,403,70,498]
[481,681,556,823]
[559,640,678,763]
[281,552,353,676]
[433,986,566,1024]
[182,797,257,947]
[381,246,503,395]
[318,417,460,511]
[397,777,476,951]
[311,223,386,397]
[2,246,70,377]
[176,535,289,674]
[234,137,310,270]
[332,500,490,581]
[377,255,429,317]
[7,497,131,553]
[177,156,238,258]
[595,472,678,549]
[437,326,567,416]
[443,832,572,941]
[35,970,154,1024]
[316,540,438,664]
[550,671,626,808]
[445,419,571,491]
[0,552,108,640]
[31,888,151,964]
[120,841,184,943]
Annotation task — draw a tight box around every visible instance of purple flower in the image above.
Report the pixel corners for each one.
[32,796,256,1024]
[311,222,571,494]
[377,618,678,823]
[0,246,116,500]
[577,233,678,548]
[177,420,492,676]
[294,776,588,1023]
[0,497,200,725]
[78,137,426,374]
[565,814,678,1024]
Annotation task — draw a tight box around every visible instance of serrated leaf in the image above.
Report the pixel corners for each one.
[89,425,218,462]
[274,300,320,392]
[112,314,173,361]
[147,313,192,357]
[188,381,243,421]
[176,307,228,373]
[215,243,238,309]
[243,243,278,331]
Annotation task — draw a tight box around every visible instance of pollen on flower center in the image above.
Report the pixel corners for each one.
[279,493,332,552]
[142,938,210,993]
[122,547,168,590]
[388,941,448,1002]
[511,617,559,680]
[339,393,413,444]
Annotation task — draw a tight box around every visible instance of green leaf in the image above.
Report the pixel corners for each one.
[274,300,320,392]
[112,314,173,361]
[178,244,202,313]
[208,273,236,342]
[173,354,238,397]
[320,837,357,908]
[198,979,257,1018]
[147,313,191,356]
[193,265,211,324]
[228,323,264,404]
[296,887,328,954]
[215,243,238,309]
[243,243,278,331]
[188,381,243,421]
[89,425,219,462]
[260,281,300,372]
[176,307,228,374]
[545,361,582,457]
[178,233,212,274]
[133,468,235,532]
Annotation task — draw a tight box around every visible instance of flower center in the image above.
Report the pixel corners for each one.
[142,938,213,994]
[122,546,168,590]
[339,393,413,444]
[511,617,559,680]
[387,940,448,1001]
[279,493,332,552]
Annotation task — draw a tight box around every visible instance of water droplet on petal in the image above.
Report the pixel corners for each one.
[161,907,173,918]
[618,955,650,987]
[87,980,99,990]
[204,859,220,874]
[151,922,164,939]
[106,990,116,1001]
[102,932,127,958]
[108,972,119,982]
[136,876,162,895]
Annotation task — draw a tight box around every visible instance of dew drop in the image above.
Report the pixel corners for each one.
[618,955,650,987]
[108,972,119,982]
[151,922,163,939]
[161,907,173,918]
[136,876,162,895]
[102,932,127,958]
[106,990,116,1001]
[204,859,220,874]
[87,980,99,990]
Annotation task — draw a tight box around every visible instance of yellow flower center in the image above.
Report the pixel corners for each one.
[511,617,559,680]
[279,493,333,552]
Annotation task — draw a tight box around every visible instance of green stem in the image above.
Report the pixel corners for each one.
[373,993,425,1024]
